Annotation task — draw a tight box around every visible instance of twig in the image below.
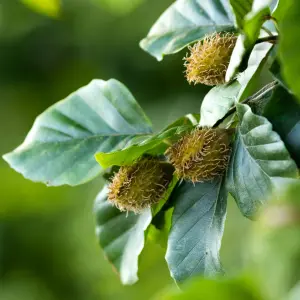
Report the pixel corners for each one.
[212,81,279,128]
[256,35,278,45]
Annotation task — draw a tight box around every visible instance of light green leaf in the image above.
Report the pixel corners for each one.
[263,85,300,167]
[200,81,241,127]
[3,79,152,186]
[226,1,272,81]
[155,277,263,300]
[140,0,235,61]
[20,0,60,18]
[229,0,253,29]
[166,178,227,283]
[201,43,272,127]
[279,0,300,104]
[227,103,298,219]
[95,114,198,168]
[272,0,291,20]
[94,186,152,285]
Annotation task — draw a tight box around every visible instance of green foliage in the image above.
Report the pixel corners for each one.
[3,79,152,186]
[4,0,300,296]
[166,179,227,283]
[94,186,152,285]
[229,0,253,30]
[200,42,272,127]
[226,0,272,81]
[227,103,298,218]
[279,0,300,104]
[95,115,197,169]
[139,0,235,61]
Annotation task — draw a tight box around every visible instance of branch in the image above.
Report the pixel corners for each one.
[212,81,279,128]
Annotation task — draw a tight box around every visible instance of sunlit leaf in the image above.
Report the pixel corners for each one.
[3,79,152,186]
[95,114,198,168]
[201,43,272,127]
[140,0,235,61]
[229,0,253,29]
[226,0,272,81]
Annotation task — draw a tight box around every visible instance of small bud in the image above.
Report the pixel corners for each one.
[108,157,173,213]
[184,32,236,86]
[165,128,231,182]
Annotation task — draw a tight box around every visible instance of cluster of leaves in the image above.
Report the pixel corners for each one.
[3,0,300,288]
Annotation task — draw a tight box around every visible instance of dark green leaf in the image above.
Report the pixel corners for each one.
[156,277,263,300]
[140,0,235,61]
[94,186,152,285]
[3,79,152,186]
[263,85,300,167]
[201,43,273,127]
[95,114,198,168]
[166,178,227,283]
[229,0,253,29]
[227,103,298,218]
[279,0,300,104]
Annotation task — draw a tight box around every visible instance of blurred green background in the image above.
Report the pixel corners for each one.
[0,0,252,299]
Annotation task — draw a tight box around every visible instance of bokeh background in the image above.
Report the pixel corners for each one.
[0,1,252,299]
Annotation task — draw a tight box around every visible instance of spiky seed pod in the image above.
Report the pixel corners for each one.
[184,32,237,86]
[108,157,174,213]
[165,128,231,182]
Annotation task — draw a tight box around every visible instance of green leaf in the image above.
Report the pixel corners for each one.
[244,3,271,44]
[94,186,152,285]
[166,178,227,283]
[95,114,198,168]
[279,0,300,104]
[263,85,300,167]
[140,0,235,61]
[20,0,60,18]
[156,277,263,300]
[3,79,152,186]
[227,103,298,219]
[201,43,273,127]
[226,1,271,81]
[229,0,253,29]
[272,0,291,20]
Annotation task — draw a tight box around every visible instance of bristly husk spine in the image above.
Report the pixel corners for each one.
[165,128,232,182]
[184,32,237,86]
[108,157,174,213]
